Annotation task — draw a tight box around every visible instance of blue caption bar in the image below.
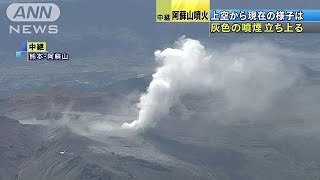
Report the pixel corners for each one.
[210,10,320,22]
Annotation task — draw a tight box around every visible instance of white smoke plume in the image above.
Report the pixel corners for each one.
[121,37,300,130]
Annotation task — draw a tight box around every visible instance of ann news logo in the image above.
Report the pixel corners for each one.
[7,3,60,34]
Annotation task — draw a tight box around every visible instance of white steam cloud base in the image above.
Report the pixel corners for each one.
[121,37,299,131]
